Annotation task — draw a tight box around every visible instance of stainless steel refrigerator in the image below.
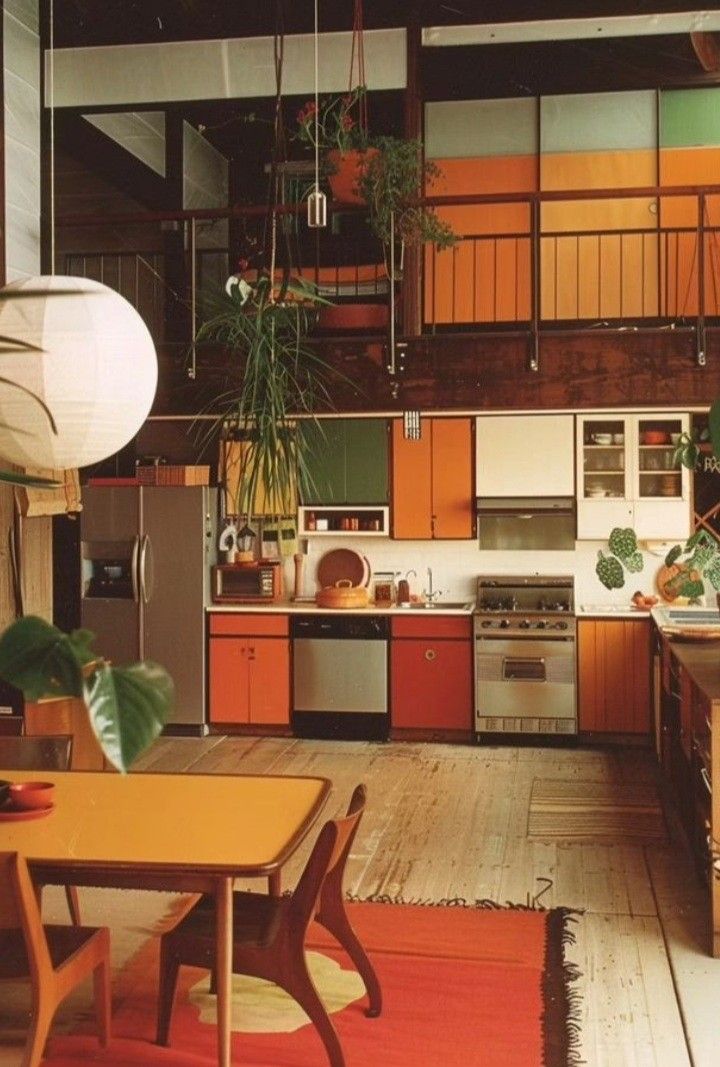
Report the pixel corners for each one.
[80,486,217,730]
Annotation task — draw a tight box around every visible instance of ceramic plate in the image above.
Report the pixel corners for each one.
[0,802,54,821]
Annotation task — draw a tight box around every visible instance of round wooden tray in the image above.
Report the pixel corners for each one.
[317,548,369,589]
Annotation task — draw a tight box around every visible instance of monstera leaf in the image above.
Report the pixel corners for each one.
[0,616,172,772]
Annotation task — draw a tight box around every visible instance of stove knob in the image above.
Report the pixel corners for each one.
[557,621,568,630]
[536,620,547,629]
[481,620,492,629]
[519,619,531,629]
[499,619,510,629]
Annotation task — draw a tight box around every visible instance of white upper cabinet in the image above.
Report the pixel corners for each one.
[576,413,691,540]
[475,415,575,497]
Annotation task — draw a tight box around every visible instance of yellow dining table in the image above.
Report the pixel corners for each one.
[0,768,331,1067]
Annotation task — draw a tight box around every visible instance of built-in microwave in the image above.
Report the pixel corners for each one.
[211,561,283,603]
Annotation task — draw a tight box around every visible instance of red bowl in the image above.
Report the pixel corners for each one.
[9,781,55,810]
[641,430,669,445]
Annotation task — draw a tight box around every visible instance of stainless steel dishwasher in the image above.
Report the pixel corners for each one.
[291,614,390,740]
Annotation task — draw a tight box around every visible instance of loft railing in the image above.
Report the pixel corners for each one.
[56,183,720,367]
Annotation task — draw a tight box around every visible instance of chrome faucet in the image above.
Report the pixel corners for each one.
[423,567,443,607]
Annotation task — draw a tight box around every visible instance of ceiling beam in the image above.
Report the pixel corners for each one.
[423,11,720,47]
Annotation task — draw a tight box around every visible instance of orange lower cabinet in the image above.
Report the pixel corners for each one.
[577,618,651,734]
[209,636,290,726]
[391,635,472,730]
[247,639,291,725]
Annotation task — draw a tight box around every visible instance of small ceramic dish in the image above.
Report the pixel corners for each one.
[9,781,55,811]
[612,433,624,444]
[592,434,612,445]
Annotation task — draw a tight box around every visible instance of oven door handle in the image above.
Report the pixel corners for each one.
[475,634,575,642]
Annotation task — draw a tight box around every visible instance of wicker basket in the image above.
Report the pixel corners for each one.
[136,465,210,486]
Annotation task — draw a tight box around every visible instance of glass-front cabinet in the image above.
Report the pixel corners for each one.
[576,413,691,539]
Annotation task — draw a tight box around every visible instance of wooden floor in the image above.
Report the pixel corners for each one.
[4,735,720,1065]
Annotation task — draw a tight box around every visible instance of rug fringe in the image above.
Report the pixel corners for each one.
[544,908,585,1067]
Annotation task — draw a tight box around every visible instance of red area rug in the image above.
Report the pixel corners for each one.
[44,900,581,1067]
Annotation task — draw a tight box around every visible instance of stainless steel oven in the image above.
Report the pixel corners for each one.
[474,575,576,736]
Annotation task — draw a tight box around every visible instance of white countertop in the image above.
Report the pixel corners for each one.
[579,603,652,618]
[207,600,475,615]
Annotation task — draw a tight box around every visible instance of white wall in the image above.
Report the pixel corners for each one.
[4,0,40,280]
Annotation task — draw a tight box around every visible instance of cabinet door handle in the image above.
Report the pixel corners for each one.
[425,648,437,662]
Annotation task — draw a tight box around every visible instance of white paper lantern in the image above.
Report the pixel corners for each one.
[0,275,158,469]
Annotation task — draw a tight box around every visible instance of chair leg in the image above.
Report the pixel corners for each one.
[156,940,181,1046]
[318,892,382,1017]
[284,956,345,1067]
[93,957,112,1047]
[65,885,82,925]
[21,995,55,1067]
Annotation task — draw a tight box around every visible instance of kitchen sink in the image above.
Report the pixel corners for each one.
[403,601,474,611]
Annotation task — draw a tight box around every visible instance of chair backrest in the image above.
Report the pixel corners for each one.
[291,784,367,926]
[0,851,52,982]
[0,734,72,771]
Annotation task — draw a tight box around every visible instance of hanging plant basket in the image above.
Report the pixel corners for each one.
[326,147,379,205]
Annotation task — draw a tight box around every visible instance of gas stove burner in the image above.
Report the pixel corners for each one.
[538,598,569,612]
[479,596,518,612]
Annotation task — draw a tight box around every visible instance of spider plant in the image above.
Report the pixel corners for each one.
[195,272,334,516]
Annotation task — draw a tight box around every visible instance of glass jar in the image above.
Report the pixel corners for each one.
[373,572,396,605]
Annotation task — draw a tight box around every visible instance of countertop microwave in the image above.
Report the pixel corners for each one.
[211,561,283,603]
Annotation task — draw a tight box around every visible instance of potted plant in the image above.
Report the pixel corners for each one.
[197,271,333,516]
[357,136,457,266]
[295,85,375,205]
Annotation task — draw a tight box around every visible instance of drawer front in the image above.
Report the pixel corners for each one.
[208,613,289,637]
[392,615,471,639]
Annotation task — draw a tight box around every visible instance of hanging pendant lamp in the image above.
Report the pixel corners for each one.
[0,275,158,469]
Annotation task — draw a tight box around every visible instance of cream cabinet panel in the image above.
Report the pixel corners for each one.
[576,413,691,540]
[475,415,575,497]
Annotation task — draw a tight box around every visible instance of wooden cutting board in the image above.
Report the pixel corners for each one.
[664,627,720,642]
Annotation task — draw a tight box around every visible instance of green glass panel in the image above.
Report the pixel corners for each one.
[299,420,345,504]
[344,419,389,504]
[541,90,656,153]
[660,88,720,148]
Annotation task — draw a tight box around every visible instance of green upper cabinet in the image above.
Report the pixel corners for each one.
[300,418,388,505]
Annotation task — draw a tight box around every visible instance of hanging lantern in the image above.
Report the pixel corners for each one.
[0,275,158,470]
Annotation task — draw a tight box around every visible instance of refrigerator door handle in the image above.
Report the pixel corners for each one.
[130,535,141,603]
[139,534,154,604]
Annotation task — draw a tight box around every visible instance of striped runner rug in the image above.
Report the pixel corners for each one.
[527,778,667,843]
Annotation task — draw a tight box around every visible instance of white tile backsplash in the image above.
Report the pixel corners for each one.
[286,534,669,609]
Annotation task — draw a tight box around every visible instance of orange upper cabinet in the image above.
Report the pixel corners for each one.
[391,418,474,540]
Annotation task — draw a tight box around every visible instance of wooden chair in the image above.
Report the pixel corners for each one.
[156,784,381,1067]
[0,735,81,926]
[0,851,111,1067]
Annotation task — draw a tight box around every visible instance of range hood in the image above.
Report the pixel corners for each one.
[476,497,576,516]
